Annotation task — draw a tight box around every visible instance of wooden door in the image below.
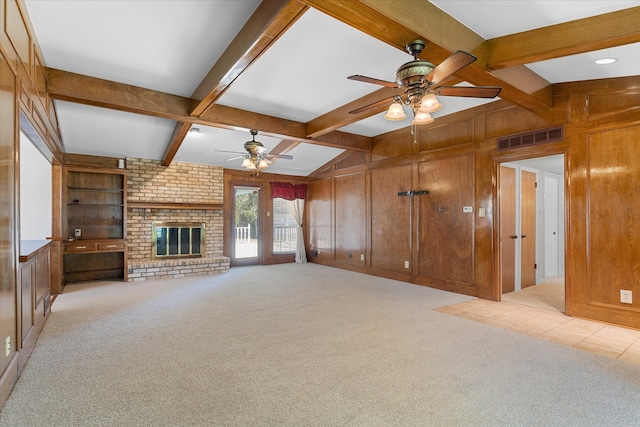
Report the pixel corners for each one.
[520,170,536,288]
[544,175,560,277]
[500,166,516,293]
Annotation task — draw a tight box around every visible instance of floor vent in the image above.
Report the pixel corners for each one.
[498,126,563,151]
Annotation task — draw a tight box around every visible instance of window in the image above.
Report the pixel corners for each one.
[272,198,297,253]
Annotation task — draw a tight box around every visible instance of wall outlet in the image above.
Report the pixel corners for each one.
[75,228,81,237]
[404,261,410,269]
[360,254,364,261]
[4,336,10,357]
[620,290,633,304]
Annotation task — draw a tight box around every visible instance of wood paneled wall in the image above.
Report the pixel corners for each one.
[0,0,63,406]
[307,76,640,330]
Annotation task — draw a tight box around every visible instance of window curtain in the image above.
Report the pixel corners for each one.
[270,182,307,200]
[271,182,307,263]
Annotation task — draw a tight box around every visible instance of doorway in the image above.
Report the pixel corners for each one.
[499,155,565,312]
[232,186,260,266]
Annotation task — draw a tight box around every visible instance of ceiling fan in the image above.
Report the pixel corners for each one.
[218,130,293,171]
[348,39,502,125]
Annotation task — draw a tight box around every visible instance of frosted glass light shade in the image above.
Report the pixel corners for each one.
[419,94,442,113]
[412,111,434,125]
[384,102,407,121]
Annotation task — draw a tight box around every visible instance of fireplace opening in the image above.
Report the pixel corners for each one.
[152,222,205,259]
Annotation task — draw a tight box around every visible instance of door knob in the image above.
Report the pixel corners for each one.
[510,235,519,239]
[521,235,527,238]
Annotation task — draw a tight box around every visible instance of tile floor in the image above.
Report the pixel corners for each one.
[435,299,640,365]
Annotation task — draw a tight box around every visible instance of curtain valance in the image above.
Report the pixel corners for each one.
[270,182,307,200]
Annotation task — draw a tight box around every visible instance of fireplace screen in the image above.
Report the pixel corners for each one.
[152,222,204,259]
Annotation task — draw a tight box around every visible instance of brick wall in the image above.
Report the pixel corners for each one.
[127,157,223,204]
[125,158,228,280]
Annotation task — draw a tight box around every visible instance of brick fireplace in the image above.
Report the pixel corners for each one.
[125,158,229,281]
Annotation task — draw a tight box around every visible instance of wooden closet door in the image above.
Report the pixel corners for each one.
[521,170,536,288]
[500,166,516,294]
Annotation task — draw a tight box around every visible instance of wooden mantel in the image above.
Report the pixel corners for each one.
[128,201,223,210]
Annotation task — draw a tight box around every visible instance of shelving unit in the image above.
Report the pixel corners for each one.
[63,167,127,283]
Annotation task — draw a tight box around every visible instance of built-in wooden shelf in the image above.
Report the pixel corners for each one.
[128,201,223,210]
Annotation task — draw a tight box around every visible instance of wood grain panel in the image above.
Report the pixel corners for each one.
[33,51,45,98]
[587,125,640,308]
[587,91,640,119]
[520,170,536,288]
[335,172,365,265]
[370,166,411,272]
[335,151,367,170]
[5,0,30,67]
[420,118,474,152]
[500,165,516,293]
[371,127,412,161]
[418,155,474,285]
[485,105,557,141]
[307,178,332,261]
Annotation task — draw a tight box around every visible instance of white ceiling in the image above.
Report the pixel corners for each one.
[24,0,640,176]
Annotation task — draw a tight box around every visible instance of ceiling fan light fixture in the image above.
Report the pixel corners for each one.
[418,94,442,113]
[412,111,434,125]
[384,102,407,121]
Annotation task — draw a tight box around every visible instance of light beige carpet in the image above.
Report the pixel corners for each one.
[1,265,638,426]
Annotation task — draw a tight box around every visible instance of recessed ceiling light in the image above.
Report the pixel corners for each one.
[594,58,618,65]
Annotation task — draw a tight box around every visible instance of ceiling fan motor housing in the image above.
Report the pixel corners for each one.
[396,60,436,110]
[244,140,264,154]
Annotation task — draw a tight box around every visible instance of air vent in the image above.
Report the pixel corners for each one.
[497,126,563,151]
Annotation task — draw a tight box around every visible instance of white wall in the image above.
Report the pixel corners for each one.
[20,131,52,240]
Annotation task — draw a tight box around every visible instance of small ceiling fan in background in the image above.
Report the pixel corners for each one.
[217,129,293,171]
[348,39,502,125]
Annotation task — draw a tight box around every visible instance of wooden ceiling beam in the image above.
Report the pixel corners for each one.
[305,86,399,138]
[270,139,301,156]
[161,122,192,167]
[301,0,552,113]
[46,68,191,121]
[190,0,308,117]
[486,7,640,69]
[46,68,371,153]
